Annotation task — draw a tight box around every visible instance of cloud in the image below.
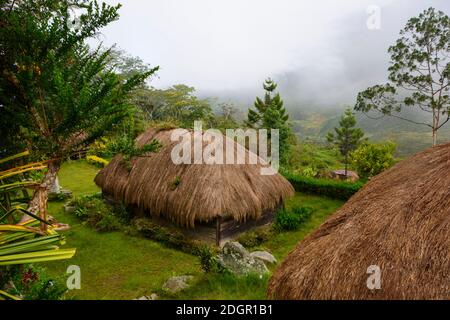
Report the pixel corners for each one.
[96,0,449,107]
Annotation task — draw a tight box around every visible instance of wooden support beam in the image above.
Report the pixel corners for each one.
[216,216,221,247]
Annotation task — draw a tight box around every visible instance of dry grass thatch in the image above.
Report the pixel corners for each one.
[94,128,294,228]
[268,143,450,300]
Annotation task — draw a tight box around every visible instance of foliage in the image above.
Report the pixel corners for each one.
[0,152,75,299]
[197,245,223,273]
[301,166,318,178]
[212,102,240,131]
[0,0,158,160]
[131,85,214,128]
[285,141,343,175]
[327,108,365,173]
[107,133,161,164]
[237,226,273,248]
[355,7,450,146]
[0,152,75,265]
[246,78,293,164]
[274,206,314,232]
[70,193,123,232]
[87,137,111,158]
[133,218,207,255]
[5,265,67,300]
[86,155,109,168]
[350,141,397,178]
[283,170,364,200]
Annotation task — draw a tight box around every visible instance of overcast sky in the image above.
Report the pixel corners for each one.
[94,0,449,108]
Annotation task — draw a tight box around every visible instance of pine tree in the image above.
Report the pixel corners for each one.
[246,78,291,164]
[327,108,365,175]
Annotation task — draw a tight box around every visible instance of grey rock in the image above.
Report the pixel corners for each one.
[162,275,193,294]
[217,242,269,275]
[63,203,75,214]
[134,293,158,300]
[250,251,277,265]
[150,293,158,300]
[48,189,73,201]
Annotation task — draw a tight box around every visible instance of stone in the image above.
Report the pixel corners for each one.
[150,293,158,300]
[134,293,158,300]
[250,251,277,265]
[48,189,73,201]
[63,203,75,214]
[162,275,193,294]
[216,242,269,275]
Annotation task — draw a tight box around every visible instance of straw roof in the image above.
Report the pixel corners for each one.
[94,128,294,228]
[268,143,450,299]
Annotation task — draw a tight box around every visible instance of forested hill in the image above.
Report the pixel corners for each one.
[287,107,450,157]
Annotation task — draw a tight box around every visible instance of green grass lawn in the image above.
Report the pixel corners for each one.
[44,160,343,300]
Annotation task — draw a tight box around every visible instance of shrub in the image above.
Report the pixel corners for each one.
[350,141,396,178]
[87,137,112,158]
[237,226,273,248]
[95,213,122,232]
[70,193,124,232]
[6,265,67,300]
[274,206,313,232]
[86,155,109,168]
[301,166,318,178]
[283,170,363,200]
[133,218,206,255]
[197,245,223,273]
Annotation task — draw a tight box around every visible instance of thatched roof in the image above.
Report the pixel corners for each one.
[94,128,294,228]
[268,143,450,300]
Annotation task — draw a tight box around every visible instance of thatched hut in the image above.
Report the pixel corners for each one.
[268,143,450,299]
[95,128,294,245]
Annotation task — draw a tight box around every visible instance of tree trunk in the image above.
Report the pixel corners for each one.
[23,160,61,222]
[432,109,438,147]
[432,128,437,147]
[345,153,348,176]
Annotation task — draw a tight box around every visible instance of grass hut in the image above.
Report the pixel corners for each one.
[268,143,450,299]
[95,128,294,246]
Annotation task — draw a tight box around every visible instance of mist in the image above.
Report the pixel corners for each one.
[96,0,449,109]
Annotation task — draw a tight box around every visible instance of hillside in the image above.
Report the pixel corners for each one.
[289,107,450,156]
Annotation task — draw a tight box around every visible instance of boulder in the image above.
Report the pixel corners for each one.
[48,189,73,201]
[216,242,269,275]
[134,293,158,300]
[63,203,75,214]
[162,275,193,294]
[250,251,277,265]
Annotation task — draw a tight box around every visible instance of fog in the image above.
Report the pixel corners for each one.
[96,0,449,108]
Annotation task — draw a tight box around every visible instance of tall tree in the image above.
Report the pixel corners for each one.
[246,78,292,164]
[327,108,365,175]
[0,0,158,212]
[355,7,450,146]
[132,85,213,128]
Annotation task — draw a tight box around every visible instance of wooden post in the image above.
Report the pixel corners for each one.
[216,216,221,247]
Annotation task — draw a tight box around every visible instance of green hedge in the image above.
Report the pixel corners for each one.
[283,171,364,200]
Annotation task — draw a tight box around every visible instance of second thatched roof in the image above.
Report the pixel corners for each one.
[94,128,294,228]
[268,143,450,300]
